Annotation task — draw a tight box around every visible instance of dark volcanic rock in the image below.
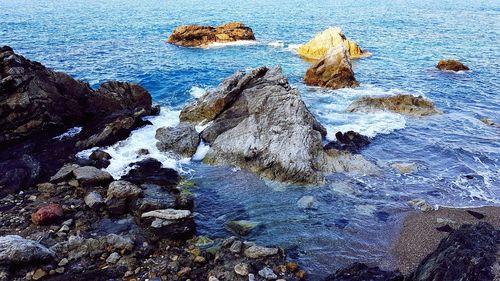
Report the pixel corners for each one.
[324,263,402,281]
[436,59,469,72]
[410,222,499,281]
[324,131,370,153]
[122,158,180,190]
[0,45,92,145]
[304,46,359,89]
[167,22,255,47]
[0,46,154,194]
[179,66,377,184]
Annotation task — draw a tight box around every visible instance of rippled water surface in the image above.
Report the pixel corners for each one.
[2,0,499,278]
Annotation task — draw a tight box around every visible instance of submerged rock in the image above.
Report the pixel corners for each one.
[304,46,359,89]
[297,27,369,60]
[410,222,499,281]
[347,94,440,116]
[436,59,469,72]
[225,220,260,236]
[167,22,255,47]
[391,162,418,174]
[408,198,434,212]
[297,195,317,209]
[0,235,54,266]
[244,245,279,258]
[480,117,500,128]
[155,123,200,157]
[179,66,377,184]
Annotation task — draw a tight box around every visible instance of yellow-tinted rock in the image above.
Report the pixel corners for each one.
[297,27,369,60]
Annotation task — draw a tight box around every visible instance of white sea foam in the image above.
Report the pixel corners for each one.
[192,140,210,161]
[53,127,82,140]
[267,41,284,48]
[189,86,206,98]
[285,43,302,53]
[204,40,259,49]
[101,109,182,178]
[302,84,410,139]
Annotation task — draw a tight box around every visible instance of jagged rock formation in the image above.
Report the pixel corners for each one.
[0,46,154,195]
[179,66,377,184]
[167,22,255,47]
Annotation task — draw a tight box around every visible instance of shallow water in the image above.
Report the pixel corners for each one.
[2,0,499,278]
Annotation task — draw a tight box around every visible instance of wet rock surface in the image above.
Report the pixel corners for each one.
[155,123,200,157]
[436,59,469,72]
[179,66,377,184]
[0,46,154,195]
[324,131,371,153]
[167,22,256,47]
[304,46,359,89]
[347,94,440,116]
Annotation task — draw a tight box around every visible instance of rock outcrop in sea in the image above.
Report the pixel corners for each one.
[0,46,153,195]
[174,65,377,184]
[304,46,359,89]
[167,22,256,47]
[297,27,369,60]
[436,59,469,72]
[347,94,440,116]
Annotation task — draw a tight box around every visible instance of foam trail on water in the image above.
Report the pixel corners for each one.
[302,84,411,139]
[190,86,206,98]
[102,108,181,178]
[53,127,82,140]
[204,40,259,49]
[268,41,285,48]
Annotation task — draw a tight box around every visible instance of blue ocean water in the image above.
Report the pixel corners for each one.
[2,0,499,278]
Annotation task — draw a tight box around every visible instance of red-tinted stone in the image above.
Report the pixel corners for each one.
[31,203,64,225]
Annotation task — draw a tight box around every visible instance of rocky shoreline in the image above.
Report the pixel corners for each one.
[1,44,498,281]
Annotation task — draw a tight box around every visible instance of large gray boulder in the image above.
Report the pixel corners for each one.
[155,123,200,157]
[0,235,54,266]
[179,66,377,184]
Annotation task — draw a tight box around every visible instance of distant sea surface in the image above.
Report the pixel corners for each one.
[1,0,499,278]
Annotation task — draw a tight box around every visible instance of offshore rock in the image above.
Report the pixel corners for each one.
[180,66,376,184]
[436,59,469,72]
[155,123,200,157]
[304,46,359,89]
[167,22,255,47]
[347,94,440,116]
[297,27,369,60]
[0,235,54,266]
